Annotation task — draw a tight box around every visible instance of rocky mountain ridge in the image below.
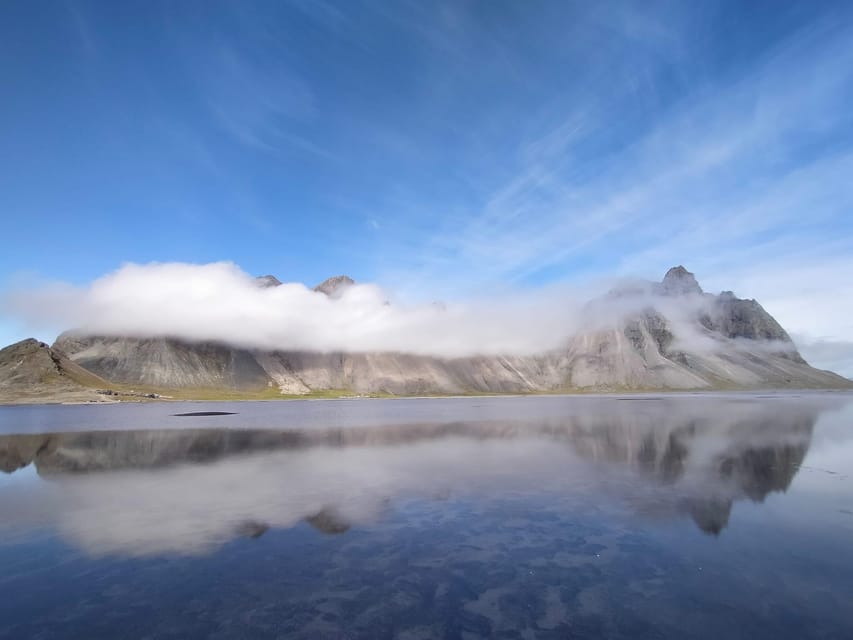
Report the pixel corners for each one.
[2,267,850,401]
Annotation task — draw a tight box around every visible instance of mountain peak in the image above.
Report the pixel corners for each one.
[314,275,355,298]
[661,265,703,295]
[255,275,282,288]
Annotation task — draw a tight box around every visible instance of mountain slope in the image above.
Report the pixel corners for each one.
[253,350,567,395]
[0,339,112,403]
[53,335,272,390]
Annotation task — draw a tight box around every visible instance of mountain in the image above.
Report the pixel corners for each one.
[559,266,836,389]
[2,267,851,401]
[0,339,112,404]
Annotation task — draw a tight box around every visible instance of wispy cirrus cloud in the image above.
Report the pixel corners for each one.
[386,16,853,290]
[365,10,853,377]
[199,46,321,155]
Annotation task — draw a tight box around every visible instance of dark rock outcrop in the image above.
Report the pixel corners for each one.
[255,275,282,288]
[709,292,794,342]
[660,265,703,296]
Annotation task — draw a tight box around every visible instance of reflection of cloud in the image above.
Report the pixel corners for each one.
[0,395,836,554]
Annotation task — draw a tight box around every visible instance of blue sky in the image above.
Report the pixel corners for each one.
[2,1,853,371]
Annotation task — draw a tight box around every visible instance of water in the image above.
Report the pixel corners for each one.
[1,393,852,639]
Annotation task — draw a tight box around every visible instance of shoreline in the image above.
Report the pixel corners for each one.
[2,386,852,408]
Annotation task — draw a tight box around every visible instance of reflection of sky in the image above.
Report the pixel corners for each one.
[800,402,853,470]
[0,462,39,487]
[787,401,853,499]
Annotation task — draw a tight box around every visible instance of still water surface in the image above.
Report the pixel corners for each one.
[1,393,852,639]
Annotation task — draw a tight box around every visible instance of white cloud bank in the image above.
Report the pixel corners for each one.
[3,262,591,357]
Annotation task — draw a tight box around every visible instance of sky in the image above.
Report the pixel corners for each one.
[1,1,853,373]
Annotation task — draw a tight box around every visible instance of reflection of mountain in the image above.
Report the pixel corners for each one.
[0,397,826,552]
[0,434,45,473]
[695,434,810,534]
[564,405,816,534]
[305,508,351,535]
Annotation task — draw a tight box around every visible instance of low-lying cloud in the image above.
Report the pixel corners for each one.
[4,262,594,357]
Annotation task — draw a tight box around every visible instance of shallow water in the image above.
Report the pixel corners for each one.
[1,393,852,639]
